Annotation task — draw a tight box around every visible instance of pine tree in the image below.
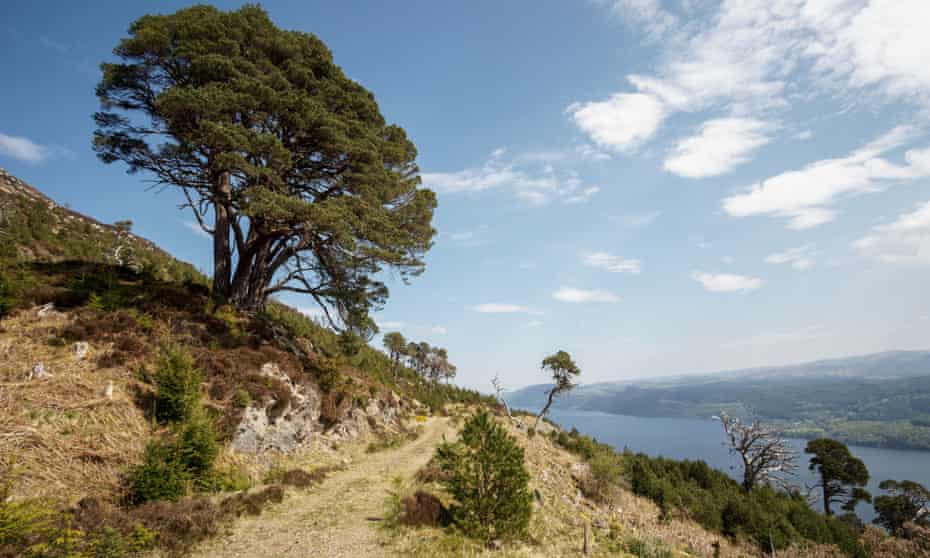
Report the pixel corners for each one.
[435,410,532,541]
[94,5,436,324]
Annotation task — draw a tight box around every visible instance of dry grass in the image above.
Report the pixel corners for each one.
[0,310,151,502]
[384,413,756,558]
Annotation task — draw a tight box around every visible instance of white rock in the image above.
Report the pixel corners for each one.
[29,363,52,379]
[72,342,89,360]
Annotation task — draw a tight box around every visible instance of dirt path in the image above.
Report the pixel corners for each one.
[189,418,454,558]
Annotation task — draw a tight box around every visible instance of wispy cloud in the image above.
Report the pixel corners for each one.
[582,251,642,274]
[552,287,620,303]
[691,271,763,293]
[765,244,816,270]
[422,148,599,206]
[431,326,448,335]
[722,126,930,229]
[0,132,50,163]
[853,200,930,265]
[575,0,930,173]
[472,303,542,315]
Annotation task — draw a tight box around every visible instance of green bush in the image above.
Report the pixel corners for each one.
[0,272,13,321]
[176,416,218,482]
[435,410,532,541]
[127,442,190,504]
[152,346,202,423]
[127,415,219,504]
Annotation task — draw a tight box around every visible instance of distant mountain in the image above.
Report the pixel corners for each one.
[507,351,930,450]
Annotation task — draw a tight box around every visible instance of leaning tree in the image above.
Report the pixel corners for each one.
[94,5,436,327]
[535,350,581,429]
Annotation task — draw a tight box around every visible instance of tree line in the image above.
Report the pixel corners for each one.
[718,412,929,535]
[382,331,456,384]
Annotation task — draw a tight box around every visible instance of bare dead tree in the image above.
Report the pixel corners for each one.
[491,374,514,421]
[716,412,798,492]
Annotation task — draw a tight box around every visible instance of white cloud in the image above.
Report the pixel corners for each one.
[721,256,735,265]
[582,251,642,274]
[722,126,930,229]
[183,221,211,239]
[431,326,448,335]
[567,93,665,153]
[423,151,598,205]
[0,132,49,163]
[472,303,542,315]
[691,271,763,293]
[562,186,601,204]
[664,118,774,178]
[609,0,679,38]
[796,130,814,140]
[552,286,620,303]
[576,0,930,169]
[527,320,544,328]
[765,244,816,270]
[853,200,930,264]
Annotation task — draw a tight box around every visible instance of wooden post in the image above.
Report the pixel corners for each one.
[583,522,591,555]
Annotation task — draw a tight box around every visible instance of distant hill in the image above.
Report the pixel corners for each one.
[508,351,930,450]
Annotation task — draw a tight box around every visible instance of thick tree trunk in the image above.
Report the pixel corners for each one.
[823,484,832,516]
[212,172,232,300]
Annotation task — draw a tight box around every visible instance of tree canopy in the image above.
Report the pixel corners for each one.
[805,438,871,516]
[94,4,436,325]
[873,479,930,535]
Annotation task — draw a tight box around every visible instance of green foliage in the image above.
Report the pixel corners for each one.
[151,346,202,424]
[872,479,930,535]
[435,411,532,541]
[553,427,866,556]
[0,272,13,321]
[94,4,436,314]
[127,441,190,504]
[127,415,219,505]
[805,438,871,515]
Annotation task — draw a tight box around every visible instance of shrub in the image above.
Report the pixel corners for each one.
[0,272,13,322]
[582,451,624,504]
[177,416,219,483]
[435,410,532,541]
[127,441,190,504]
[152,346,202,423]
[127,416,219,504]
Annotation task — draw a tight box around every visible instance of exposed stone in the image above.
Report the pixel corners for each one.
[232,362,322,453]
[72,342,89,360]
[29,363,52,379]
[103,381,114,399]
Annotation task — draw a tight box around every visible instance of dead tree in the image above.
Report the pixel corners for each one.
[491,374,514,421]
[717,412,798,492]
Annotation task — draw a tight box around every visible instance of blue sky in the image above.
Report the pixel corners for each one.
[2,1,930,391]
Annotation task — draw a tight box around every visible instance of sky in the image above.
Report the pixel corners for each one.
[2,0,930,392]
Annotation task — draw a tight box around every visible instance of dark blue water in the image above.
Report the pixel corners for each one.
[549,410,930,523]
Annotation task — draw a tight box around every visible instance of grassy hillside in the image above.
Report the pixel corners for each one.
[0,168,493,557]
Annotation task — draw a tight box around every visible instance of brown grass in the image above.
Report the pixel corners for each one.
[0,311,150,503]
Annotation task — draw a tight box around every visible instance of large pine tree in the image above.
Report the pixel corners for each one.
[94,5,436,328]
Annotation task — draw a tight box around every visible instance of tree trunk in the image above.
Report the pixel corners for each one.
[535,388,557,430]
[212,172,232,300]
[823,483,832,516]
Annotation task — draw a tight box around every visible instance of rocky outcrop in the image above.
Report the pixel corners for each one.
[231,362,402,453]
